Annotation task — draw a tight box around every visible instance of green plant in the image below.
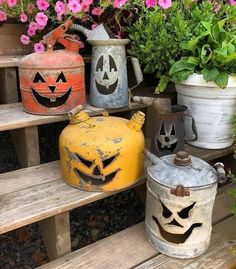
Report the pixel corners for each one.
[228,170,236,214]
[128,1,236,92]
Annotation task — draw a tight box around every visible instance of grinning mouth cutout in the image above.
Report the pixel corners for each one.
[74,168,119,186]
[152,216,202,244]
[31,88,71,108]
[95,79,118,95]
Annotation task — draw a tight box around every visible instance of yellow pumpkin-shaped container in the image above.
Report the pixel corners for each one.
[59,110,145,192]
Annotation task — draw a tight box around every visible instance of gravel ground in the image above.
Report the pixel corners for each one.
[0,123,145,269]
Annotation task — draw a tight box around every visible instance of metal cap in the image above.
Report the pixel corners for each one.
[174,151,192,166]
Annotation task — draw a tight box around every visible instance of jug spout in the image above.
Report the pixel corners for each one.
[127,111,145,132]
[145,149,166,167]
[72,24,91,38]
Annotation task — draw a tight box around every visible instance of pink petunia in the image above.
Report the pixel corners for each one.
[20,13,28,22]
[37,0,49,11]
[55,0,66,20]
[68,0,82,13]
[27,2,35,13]
[158,0,172,9]
[0,10,7,21]
[34,42,45,52]
[0,0,5,5]
[214,4,221,12]
[145,0,157,8]
[229,0,236,5]
[20,35,30,45]
[7,0,17,7]
[35,12,48,27]
[82,0,92,5]
[113,0,128,8]
[91,23,98,30]
[92,7,104,16]
[27,27,36,37]
[29,22,38,30]
[81,3,90,12]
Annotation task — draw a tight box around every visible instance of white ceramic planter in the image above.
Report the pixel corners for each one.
[176,74,236,149]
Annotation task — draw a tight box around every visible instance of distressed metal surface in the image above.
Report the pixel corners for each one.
[176,74,236,149]
[59,111,145,192]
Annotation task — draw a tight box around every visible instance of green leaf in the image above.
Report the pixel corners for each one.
[171,70,193,83]
[215,72,229,88]
[201,21,211,33]
[201,44,212,64]
[155,75,170,94]
[187,57,200,65]
[202,68,219,82]
[169,59,195,76]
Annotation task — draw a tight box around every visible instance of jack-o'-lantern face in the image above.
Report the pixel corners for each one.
[156,123,178,153]
[73,152,120,186]
[31,71,72,108]
[152,199,202,244]
[95,54,118,95]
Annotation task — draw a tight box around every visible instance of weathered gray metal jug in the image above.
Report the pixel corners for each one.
[71,24,143,108]
[145,150,225,259]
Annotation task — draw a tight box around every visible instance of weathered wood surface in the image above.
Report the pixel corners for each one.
[0,161,147,235]
[0,67,18,103]
[0,55,91,68]
[0,102,147,132]
[37,183,235,269]
[39,212,71,261]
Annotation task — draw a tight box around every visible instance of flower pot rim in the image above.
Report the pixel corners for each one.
[177,73,236,88]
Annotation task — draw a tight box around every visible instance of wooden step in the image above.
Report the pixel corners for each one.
[0,102,147,132]
[37,182,236,269]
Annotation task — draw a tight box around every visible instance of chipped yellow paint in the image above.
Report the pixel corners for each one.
[59,111,145,192]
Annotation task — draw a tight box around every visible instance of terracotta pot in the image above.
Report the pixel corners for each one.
[0,23,32,55]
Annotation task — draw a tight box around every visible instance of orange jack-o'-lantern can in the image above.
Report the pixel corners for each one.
[19,20,86,115]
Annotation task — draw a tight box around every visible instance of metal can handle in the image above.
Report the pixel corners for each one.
[184,114,198,142]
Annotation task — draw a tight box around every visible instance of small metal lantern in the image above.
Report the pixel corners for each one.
[19,20,86,115]
[71,24,143,108]
[145,150,224,259]
[59,110,145,192]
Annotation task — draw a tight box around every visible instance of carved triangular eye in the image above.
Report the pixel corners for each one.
[160,200,172,218]
[178,202,196,219]
[56,72,67,83]
[170,125,175,135]
[160,123,165,135]
[33,72,45,83]
[75,153,94,168]
[102,154,119,168]
[109,55,117,72]
[96,55,104,72]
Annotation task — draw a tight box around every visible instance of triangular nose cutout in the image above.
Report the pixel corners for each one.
[48,86,56,93]
[103,72,109,80]
[93,165,101,176]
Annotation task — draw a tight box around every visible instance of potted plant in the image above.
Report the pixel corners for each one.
[126,0,236,149]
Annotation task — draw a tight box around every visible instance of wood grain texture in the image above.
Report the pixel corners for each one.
[0,161,147,234]
[39,212,71,261]
[0,102,147,131]
[135,216,236,269]
[0,67,18,103]
[37,183,235,269]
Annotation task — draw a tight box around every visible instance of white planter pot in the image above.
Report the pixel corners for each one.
[175,74,236,149]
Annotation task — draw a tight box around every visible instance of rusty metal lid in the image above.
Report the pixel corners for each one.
[147,152,217,188]
[19,50,84,69]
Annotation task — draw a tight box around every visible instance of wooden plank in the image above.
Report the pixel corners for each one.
[0,161,147,234]
[0,55,92,68]
[135,216,236,269]
[11,126,40,167]
[39,212,71,261]
[0,67,18,103]
[0,102,147,132]
[37,183,235,269]
[185,144,234,161]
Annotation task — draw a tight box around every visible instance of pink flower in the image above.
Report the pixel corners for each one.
[68,0,82,13]
[37,0,49,11]
[55,0,66,20]
[27,27,36,36]
[229,0,236,5]
[0,0,5,5]
[91,23,98,30]
[214,4,221,12]
[82,0,92,5]
[20,13,28,22]
[145,0,157,7]
[113,0,128,8]
[20,35,30,45]
[27,2,35,13]
[35,12,48,27]
[7,0,17,7]
[158,0,172,9]
[0,10,7,21]
[29,22,38,30]
[92,7,104,16]
[34,42,45,52]
[81,3,90,12]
